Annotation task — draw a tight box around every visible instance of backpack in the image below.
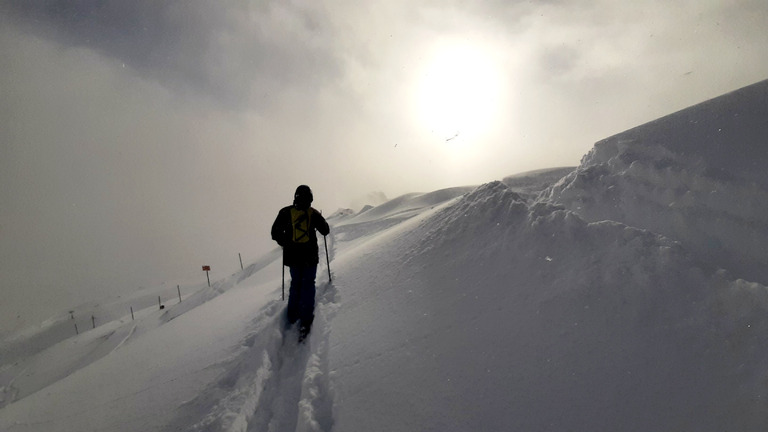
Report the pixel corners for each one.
[290,207,314,243]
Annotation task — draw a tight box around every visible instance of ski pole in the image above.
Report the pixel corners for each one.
[282,264,285,301]
[324,235,332,283]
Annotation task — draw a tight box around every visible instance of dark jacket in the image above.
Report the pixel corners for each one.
[271,205,330,267]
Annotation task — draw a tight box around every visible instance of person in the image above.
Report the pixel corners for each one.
[271,185,330,342]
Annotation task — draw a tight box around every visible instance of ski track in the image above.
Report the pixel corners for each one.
[177,243,339,432]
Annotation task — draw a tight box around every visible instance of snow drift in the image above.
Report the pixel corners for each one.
[543,78,768,285]
[328,181,768,431]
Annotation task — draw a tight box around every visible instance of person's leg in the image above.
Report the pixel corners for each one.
[297,266,317,340]
[286,266,303,326]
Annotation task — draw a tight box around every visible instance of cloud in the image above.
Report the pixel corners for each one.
[2,0,345,111]
[0,20,295,332]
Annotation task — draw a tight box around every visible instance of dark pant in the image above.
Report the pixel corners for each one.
[287,265,317,336]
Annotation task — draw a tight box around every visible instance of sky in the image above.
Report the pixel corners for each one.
[2,0,768,333]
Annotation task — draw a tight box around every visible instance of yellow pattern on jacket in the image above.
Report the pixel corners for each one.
[290,207,313,243]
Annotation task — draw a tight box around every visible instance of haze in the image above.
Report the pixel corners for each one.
[2,0,768,335]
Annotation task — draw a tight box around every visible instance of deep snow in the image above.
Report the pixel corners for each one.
[328,181,768,431]
[2,79,768,431]
[543,79,768,285]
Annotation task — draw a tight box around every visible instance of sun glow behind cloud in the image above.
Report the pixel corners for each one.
[411,39,507,145]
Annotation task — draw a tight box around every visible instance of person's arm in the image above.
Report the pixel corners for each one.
[314,210,330,236]
[271,208,290,246]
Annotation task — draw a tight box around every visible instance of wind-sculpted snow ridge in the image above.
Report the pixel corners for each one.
[542,78,768,285]
[331,187,474,246]
[343,187,475,225]
[169,278,339,432]
[328,180,768,432]
[502,166,575,197]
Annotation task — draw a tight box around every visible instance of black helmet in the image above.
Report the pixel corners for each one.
[294,185,313,209]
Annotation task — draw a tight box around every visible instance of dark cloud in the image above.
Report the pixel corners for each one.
[1,0,344,110]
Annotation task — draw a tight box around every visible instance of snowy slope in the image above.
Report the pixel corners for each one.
[0,189,471,432]
[328,181,768,431]
[2,79,768,432]
[502,166,575,197]
[0,251,290,431]
[341,187,476,225]
[542,78,768,285]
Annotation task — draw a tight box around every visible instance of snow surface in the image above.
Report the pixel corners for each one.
[502,166,575,197]
[2,79,768,431]
[542,79,768,285]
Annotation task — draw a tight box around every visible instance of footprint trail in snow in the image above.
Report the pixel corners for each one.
[171,277,339,432]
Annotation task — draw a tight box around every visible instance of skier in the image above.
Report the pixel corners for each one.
[271,185,330,342]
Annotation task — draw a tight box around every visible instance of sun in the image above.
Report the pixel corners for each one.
[412,40,504,142]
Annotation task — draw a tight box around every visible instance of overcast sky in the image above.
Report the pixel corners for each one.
[2,0,768,333]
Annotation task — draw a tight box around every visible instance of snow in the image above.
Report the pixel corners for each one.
[542,78,768,285]
[502,166,575,197]
[2,79,768,431]
[329,181,768,431]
